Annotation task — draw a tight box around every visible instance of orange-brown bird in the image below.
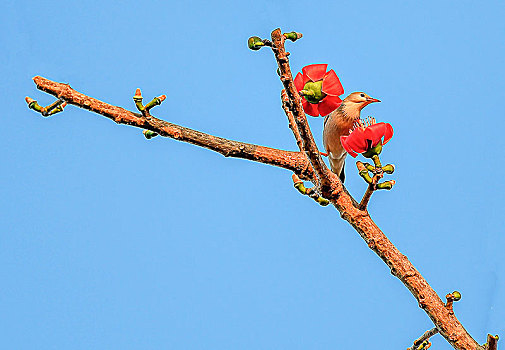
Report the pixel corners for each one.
[323,92,381,182]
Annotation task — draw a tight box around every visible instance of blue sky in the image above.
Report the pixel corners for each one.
[1,1,504,349]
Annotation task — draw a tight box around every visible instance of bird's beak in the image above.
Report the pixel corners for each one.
[366,97,381,103]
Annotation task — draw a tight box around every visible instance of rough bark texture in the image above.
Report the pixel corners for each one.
[26,27,494,350]
[268,28,483,350]
[31,76,315,181]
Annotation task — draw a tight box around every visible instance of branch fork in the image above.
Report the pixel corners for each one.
[407,327,439,350]
[25,27,495,350]
[356,154,395,210]
[25,96,67,117]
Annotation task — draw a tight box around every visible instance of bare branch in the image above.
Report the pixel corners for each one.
[408,328,439,350]
[28,76,315,181]
[270,29,333,189]
[27,27,492,348]
[281,89,303,152]
[291,174,329,206]
[486,334,499,350]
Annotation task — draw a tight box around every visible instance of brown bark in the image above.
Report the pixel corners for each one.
[25,27,493,350]
[31,76,315,181]
[271,31,332,189]
[268,28,484,350]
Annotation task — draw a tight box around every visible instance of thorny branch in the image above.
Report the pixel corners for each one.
[26,28,496,350]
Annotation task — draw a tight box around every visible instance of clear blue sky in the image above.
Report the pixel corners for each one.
[1,1,504,349]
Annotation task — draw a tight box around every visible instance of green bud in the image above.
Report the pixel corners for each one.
[143,130,158,139]
[418,340,430,349]
[364,163,375,172]
[452,291,461,301]
[248,36,264,50]
[382,164,395,174]
[359,169,373,184]
[316,197,330,206]
[301,80,326,104]
[283,31,302,42]
[293,181,307,195]
[29,101,43,113]
[377,180,395,190]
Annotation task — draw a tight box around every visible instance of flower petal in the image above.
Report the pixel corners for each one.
[301,99,319,117]
[318,95,342,116]
[294,72,304,92]
[340,136,358,157]
[364,122,387,146]
[382,123,394,145]
[302,64,328,82]
[343,128,369,154]
[322,70,344,96]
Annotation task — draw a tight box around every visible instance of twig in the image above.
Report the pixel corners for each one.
[486,334,499,350]
[270,29,332,189]
[356,159,395,210]
[27,76,315,181]
[407,328,439,350]
[25,96,67,116]
[445,291,462,315]
[281,89,303,152]
[359,184,375,210]
[27,29,488,349]
[292,174,329,206]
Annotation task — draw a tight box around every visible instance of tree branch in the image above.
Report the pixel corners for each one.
[26,26,494,350]
[28,76,315,181]
[408,328,439,350]
[486,334,499,350]
[270,29,333,189]
[281,89,303,153]
[266,28,484,350]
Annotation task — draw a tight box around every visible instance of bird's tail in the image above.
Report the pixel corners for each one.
[328,156,346,183]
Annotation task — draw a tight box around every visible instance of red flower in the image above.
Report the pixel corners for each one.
[340,119,393,158]
[294,64,344,117]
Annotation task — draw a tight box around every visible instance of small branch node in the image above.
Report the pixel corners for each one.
[356,153,395,210]
[143,130,159,139]
[445,291,461,314]
[247,36,273,51]
[407,328,439,350]
[377,180,395,190]
[292,174,329,206]
[283,31,303,42]
[145,95,166,112]
[485,334,499,350]
[382,163,395,174]
[133,88,165,119]
[133,88,144,112]
[26,96,67,117]
[280,74,292,83]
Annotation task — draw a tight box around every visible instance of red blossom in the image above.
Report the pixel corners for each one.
[340,121,393,157]
[294,64,344,117]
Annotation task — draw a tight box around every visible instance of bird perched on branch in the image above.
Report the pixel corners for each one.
[322,92,380,182]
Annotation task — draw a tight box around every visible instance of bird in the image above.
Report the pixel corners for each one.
[322,92,381,183]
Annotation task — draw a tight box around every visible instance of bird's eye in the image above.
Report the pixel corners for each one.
[360,93,365,98]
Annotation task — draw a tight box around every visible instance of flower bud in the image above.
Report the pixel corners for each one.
[283,31,303,42]
[382,164,395,174]
[377,180,395,190]
[143,130,158,139]
[248,36,265,50]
